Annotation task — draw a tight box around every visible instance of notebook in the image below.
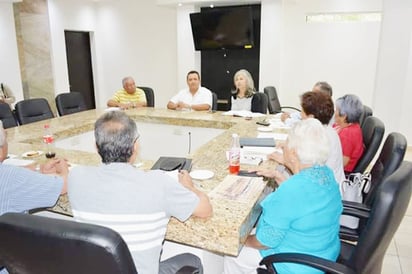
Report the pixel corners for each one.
[151,157,192,171]
[239,137,275,148]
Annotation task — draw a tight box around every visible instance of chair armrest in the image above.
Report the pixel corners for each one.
[342,200,371,212]
[281,106,301,112]
[342,207,370,219]
[258,253,356,274]
[176,266,199,274]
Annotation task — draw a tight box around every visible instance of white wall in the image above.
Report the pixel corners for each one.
[278,0,382,107]
[48,0,177,108]
[0,2,24,105]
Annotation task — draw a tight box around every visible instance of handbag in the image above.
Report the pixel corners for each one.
[340,172,371,229]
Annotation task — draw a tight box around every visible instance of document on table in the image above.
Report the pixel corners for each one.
[209,175,265,203]
[222,110,266,118]
[257,132,288,141]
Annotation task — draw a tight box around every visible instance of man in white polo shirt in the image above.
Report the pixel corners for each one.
[167,70,213,111]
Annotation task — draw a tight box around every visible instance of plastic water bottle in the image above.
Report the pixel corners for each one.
[229,133,240,174]
[43,124,56,158]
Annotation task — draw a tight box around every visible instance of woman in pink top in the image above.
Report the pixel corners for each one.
[333,94,364,172]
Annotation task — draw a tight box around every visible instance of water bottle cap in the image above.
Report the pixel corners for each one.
[232,133,238,138]
[44,124,50,129]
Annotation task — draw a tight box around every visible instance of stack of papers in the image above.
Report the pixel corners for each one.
[222,110,265,118]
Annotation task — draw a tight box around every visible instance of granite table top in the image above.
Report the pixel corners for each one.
[5,108,285,256]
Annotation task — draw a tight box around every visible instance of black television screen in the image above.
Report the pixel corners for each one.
[190,6,255,50]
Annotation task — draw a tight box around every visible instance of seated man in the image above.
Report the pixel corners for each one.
[167,70,212,111]
[0,121,68,216]
[68,111,212,274]
[107,76,147,109]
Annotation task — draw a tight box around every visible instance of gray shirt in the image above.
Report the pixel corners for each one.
[68,163,199,274]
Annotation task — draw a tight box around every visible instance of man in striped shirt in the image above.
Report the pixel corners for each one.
[68,111,212,274]
[107,76,147,109]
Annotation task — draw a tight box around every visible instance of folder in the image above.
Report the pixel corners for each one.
[151,157,192,171]
[239,137,275,148]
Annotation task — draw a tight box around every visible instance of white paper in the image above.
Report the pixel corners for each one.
[3,158,34,166]
[222,110,265,118]
[257,132,288,141]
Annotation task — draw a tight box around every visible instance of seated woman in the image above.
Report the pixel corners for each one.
[333,94,364,173]
[269,91,345,186]
[229,69,256,111]
[223,118,343,274]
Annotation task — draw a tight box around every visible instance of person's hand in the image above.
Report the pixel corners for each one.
[41,157,69,175]
[256,168,288,185]
[177,101,190,110]
[267,151,284,164]
[280,112,290,122]
[178,170,194,189]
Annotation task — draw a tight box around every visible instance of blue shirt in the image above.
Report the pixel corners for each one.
[256,165,342,274]
[0,164,63,215]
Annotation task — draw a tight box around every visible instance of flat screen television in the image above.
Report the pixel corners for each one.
[190,6,255,50]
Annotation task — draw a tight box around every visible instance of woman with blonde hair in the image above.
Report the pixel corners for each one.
[229,69,256,111]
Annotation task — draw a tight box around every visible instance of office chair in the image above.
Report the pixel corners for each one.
[257,161,412,274]
[340,132,407,241]
[251,92,269,114]
[352,116,385,173]
[0,102,18,128]
[263,86,300,114]
[14,98,54,125]
[138,86,155,107]
[359,105,373,128]
[55,92,87,116]
[211,92,218,111]
[0,213,200,274]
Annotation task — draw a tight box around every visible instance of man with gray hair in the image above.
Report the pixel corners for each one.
[68,111,212,274]
[107,76,147,109]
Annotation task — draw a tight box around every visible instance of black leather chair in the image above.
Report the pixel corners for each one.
[359,105,373,128]
[0,102,18,128]
[0,213,200,274]
[340,132,407,241]
[138,86,155,107]
[55,92,87,116]
[14,98,54,125]
[352,116,385,173]
[251,92,269,114]
[257,161,412,274]
[263,86,300,114]
[211,92,218,111]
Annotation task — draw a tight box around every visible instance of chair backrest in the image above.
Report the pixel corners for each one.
[0,213,137,274]
[55,92,87,116]
[0,102,18,128]
[263,86,281,114]
[14,98,54,125]
[348,161,412,274]
[139,86,155,107]
[211,92,218,111]
[251,92,268,114]
[364,132,407,206]
[352,116,385,173]
[359,105,373,128]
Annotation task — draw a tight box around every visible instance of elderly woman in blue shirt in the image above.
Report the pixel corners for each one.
[223,118,343,274]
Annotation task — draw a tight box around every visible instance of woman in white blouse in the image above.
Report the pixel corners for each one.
[230,69,256,111]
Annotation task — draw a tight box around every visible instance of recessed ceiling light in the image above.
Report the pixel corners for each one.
[210,4,214,8]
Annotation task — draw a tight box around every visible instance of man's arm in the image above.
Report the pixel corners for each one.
[178,170,213,218]
[190,104,211,111]
[167,101,178,110]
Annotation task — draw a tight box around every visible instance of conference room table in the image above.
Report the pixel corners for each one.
[5,107,285,257]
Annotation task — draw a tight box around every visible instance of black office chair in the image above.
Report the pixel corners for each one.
[340,132,407,241]
[0,102,18,128]
[263,86,300,114]
[0,213,199,274]
[352,116,385,173]
[138,86,155,107]
[257,161,412,274]
[359,105,373,128]
[14,98,54,125]
[251,92,269,114]
[211,92,218,111]
[55,92,87,116]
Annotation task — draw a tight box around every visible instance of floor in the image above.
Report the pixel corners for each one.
[382,147,412,274]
